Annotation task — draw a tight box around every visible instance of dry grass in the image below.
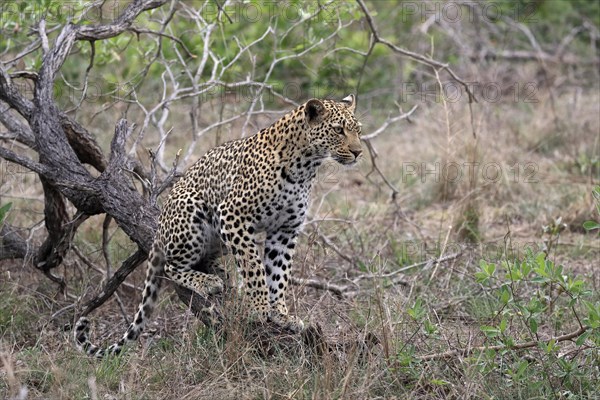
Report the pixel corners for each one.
[1,87,599,399]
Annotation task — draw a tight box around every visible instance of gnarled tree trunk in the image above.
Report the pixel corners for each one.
[0,0,167,315]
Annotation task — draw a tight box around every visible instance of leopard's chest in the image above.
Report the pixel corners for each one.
[255,176,312,232]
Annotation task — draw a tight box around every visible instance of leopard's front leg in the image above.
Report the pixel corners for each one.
[220,220,303,332]
[218,202,270,316]
[264,229,304,332]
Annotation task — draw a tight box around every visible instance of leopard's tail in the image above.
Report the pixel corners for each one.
[74,241,165,358]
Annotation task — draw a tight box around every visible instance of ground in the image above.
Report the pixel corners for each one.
[1,90,599,399]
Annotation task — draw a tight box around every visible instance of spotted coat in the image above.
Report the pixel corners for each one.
[75,95,363,357]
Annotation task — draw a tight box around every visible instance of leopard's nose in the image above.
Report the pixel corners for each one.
[351,149,362,159]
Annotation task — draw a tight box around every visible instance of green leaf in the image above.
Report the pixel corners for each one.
[568,298,578,308]
[575,330,591,346]
[503,336,515,348]
[545,339,558,353]
[516,360,528,377]
[529,318,538,334]
[531,276,549,284]
[499,317,508,333]
[535,262,548,277]
[484,349,496,359]
[474,271,490,284]
[407,299,426,321]
[481,325,500,338]
[423,319,437,335]
[583,220,600,231]
[357,260,368,273]
[0,202,12,224]
[520,260,531,276]
[499,285,512,304]
[584,301,599,318]
[508,266,522,281]
[583,301,600,327]
[535,252,546,266]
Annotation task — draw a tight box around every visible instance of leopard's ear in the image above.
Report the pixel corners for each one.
[341,94,356,113]
[305,99,326,125]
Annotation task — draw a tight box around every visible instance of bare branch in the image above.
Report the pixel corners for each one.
[38,19,50,56]
[0,146,48,176]
[75,0,169,41]
[65,41,96,114]
[0,105,36,148]
[107,119,136,172]
[291,277,348,299]
[310,230,357,266]
[35,184,87,275]
[102,215,113,277]
[128,27,195,58]
[0,67,35,119]
[152,148,181,204]
[72,246,140,292]
[364,140,400,200]
[356,0,477,104]
[0,72,107,172]
[361,105,418,141]
[354,252,462,283]
[79,249,148,317]
[419,326,588,361]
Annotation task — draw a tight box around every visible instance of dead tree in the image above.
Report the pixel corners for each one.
[0,0,171,318]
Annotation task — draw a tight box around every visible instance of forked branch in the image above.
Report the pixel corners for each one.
[356,0,477,104]
[419,326,589,361]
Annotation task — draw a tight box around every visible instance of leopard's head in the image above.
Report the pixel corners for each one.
[303,95,363,165]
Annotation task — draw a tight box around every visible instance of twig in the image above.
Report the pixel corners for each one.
[51,303,76,320]
[114,292,131,325]
[213,0,233,24]
[364,140,400,200]
[79,248,147,317]
[361,105,418,140]
[65,40,96,114]
[360,102,415,200]
[99,214,130,324]
[101,215,113,277]
[72,246,140,291]
[355,252,462,283]
[128,27,195,58]
[357,0,477,139]
[311,230,356,265]
[38,19,49,56]
[429,224,453,282]
[293,252,463,298]
[291,277,349,298]
[418,326,589,361]
[149,147,181,205]
[356,0,477,104]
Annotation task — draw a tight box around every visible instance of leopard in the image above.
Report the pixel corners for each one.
[75,95,363,357]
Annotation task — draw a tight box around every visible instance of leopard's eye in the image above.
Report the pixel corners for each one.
[333,126,344,135]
